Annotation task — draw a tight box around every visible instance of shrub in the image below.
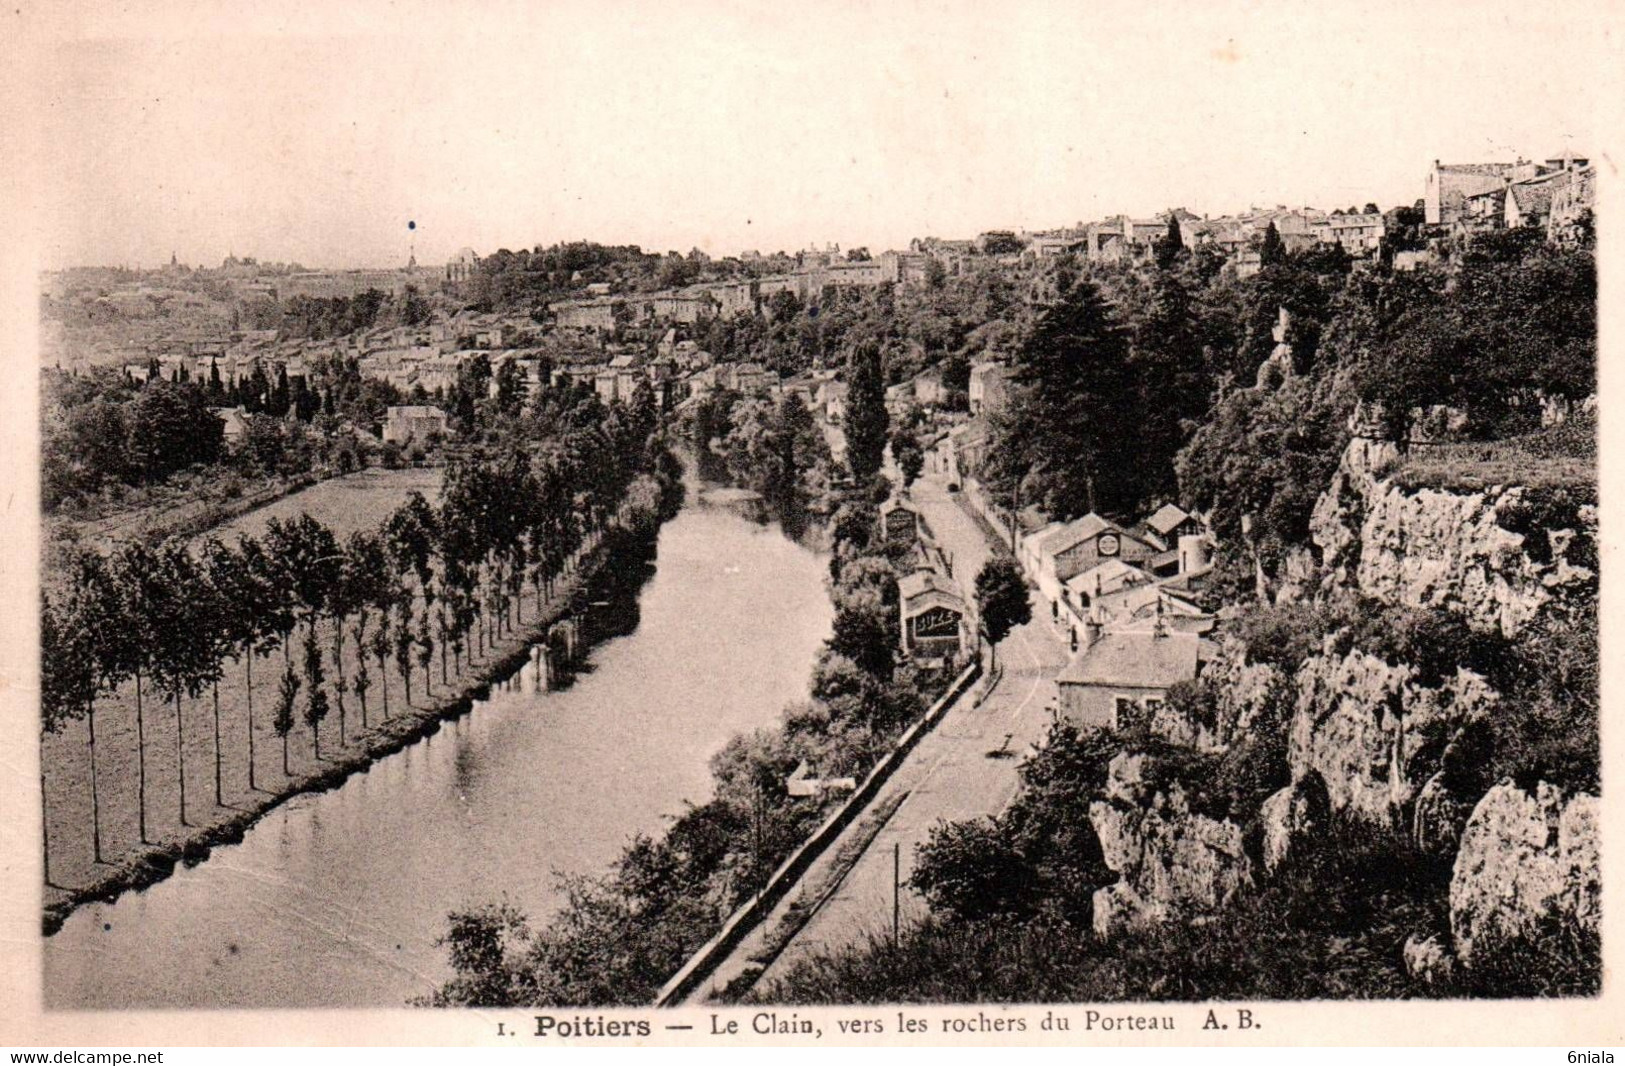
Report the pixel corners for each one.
[1165,677,1219,732]
[1486,607,1598,793]
[909,818,1033,922]
[758,816,1469,1005]
[1232,601,1335,671]
[1345,600,1508,688]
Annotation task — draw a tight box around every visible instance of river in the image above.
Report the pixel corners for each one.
[43,487,832,1008]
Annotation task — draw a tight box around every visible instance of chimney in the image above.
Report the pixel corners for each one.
[1178,534,1208,574]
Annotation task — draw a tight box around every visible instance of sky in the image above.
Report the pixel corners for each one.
[19,0,1622,269]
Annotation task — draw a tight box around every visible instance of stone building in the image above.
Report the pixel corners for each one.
[1056,628,1216,732]
[382,405,450,445]
[968,362,1013,416]
[1425,161,1518,226]
[1547,164,1596,244]
[898,569,971,666]
[444,247,479,283]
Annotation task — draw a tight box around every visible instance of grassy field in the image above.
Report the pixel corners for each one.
[1390,413,1596,498]
[206,466,445,545]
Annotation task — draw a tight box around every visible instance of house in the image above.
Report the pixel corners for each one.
[212,406,250,444]
[879,496,924,545]
[785,760,856,798]
[913,370,948,408]
[1548,164,1596,244]
[1106,588,1215,637]
[720,362,775,395]
[1022,513,1157,614]
[1026,234,1089,260]
[1055,628,1216,732]
[942,418,991,482]
[1425,161,1517,226]
[382,405,450,445]
[1314,211,1386,253]
[594,366,642,405]
[898,569,972,666]
[1141,503,1201,550]
[1504,173,1564,228]
[1062,559,1154,623]
[550,299,619,331]
[968,362,1013,416]
[816,379,848,422]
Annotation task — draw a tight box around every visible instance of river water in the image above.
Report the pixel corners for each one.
[43,489,832,1008]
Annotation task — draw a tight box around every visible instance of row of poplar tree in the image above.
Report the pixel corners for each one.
[41,414,676,876]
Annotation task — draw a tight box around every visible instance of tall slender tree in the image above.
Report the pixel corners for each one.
[843,342,889,483]
[235,535,293,792]
[199,538,247,808]
[273,665,299,777]
[110,543,163,844]
[62,552,122,862]
[147,542,217,829]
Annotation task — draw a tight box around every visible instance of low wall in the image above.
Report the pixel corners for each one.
[653,659,983,1006]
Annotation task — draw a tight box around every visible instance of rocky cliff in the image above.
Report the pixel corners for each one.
[1288,647,1497,830]
[1309,436,1596,639]
[1449,781,1600,967]
[1088,751,1252,938]
[1090,433,1598,985]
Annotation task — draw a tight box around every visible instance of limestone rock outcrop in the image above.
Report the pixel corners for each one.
[1412,771,1477,859]
[1309,438,1595,640]
[1288,650,1496,827]
[1258,773,1331,874]
[1448,781,1600,966]
[1089,752,1252,938]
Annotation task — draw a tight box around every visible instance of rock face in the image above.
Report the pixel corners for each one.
[1310,438,1595,639]
[1448,782,1600,966]
[1149,638,1287,753]
[1412,771,1477,859]
[1089,752,1252,938]
[1289,649,1496,827]
[1258,773,1331,873]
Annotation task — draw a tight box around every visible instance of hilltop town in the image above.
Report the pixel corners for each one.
[40,150,1595,526]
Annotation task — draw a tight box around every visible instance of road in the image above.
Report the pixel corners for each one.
[683,471,1071,1003]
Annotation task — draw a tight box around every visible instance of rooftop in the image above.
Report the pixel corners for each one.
[899,569,964,606]
[1145,502,1193,537]
[1056,630,1213,689]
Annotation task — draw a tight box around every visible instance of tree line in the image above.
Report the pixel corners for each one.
[40,404,678,878]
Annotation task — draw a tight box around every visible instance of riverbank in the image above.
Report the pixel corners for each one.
[41,520,656,937]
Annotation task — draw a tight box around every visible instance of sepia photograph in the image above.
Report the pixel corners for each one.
[2,0,1620,1049]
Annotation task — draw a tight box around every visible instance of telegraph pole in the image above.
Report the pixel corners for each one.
[892,842,901,947]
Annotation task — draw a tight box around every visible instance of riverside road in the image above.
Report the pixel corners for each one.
[684,470,1071,1003]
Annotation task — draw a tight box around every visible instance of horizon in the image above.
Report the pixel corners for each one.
[21,0,1615,272]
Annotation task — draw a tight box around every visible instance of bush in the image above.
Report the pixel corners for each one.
[909,818,1033,921]
[758,816,1472,1005]
[1164,677,1219,732]
[1344,600,1508,688]
[1485,607,1598,793]
[1232,601,1336,671]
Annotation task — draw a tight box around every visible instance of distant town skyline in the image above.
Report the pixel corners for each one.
[20,0,1618,271]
